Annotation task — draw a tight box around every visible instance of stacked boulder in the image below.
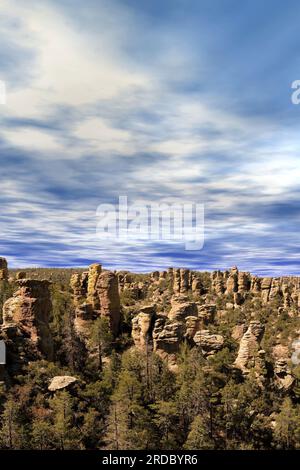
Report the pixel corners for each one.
[70,264,121,347]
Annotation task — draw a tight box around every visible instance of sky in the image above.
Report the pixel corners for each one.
[1,0,300,275]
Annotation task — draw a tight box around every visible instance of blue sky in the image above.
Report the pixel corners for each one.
[1,0,300,274]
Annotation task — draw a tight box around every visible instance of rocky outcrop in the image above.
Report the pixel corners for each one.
[226,266,239,294]
[185,316,201,339]
[70,272,88,306]
[2,280,53,360]
[168,295,197,321]
[0,257,8,281]
[261,278,272,304]
[211,271,225,295]
[250,276,261,293]
[132,305,156,350]
[153,318,184,372]
[173,268,181,293]
[273,359,294,390]
[87,263,102,310]
[269,278,282,300]
[191,277,203,296]
[238,272,251,293]
[193,330,224,355]
[234,321,264,373]
[180,269,190,293]
[197,304,216,324]
[97,271,120,335]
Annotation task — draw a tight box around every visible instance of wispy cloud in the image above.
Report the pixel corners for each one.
[1,0,300,274]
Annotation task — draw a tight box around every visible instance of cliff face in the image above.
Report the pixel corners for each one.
[2,279,54,360]
[70,264,121,347]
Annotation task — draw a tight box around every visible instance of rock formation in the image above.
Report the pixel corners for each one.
[2,279,53,360]
[234,321,264,373]
[193,330,224,356]
[87,263,102,310]
[132,305,156,350]
[97,271,120,335]
[153,318,184,372]
[48,376,78,392]
[0,257,8,281]
[168,295,197,321]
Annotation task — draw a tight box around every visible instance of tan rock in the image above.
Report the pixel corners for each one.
[180,268,190,293]
[231,324,247,341]
[198,304,216,324]
[87,263,102,310]
[48,376,78,392]
[173,268,181,293]
[97,271,120,335]
[185,316,201,339]
[153,318,184,372]
[234,321,264,373]
[226,266,238,294]
[132,305,156,350]
[0,257,8,281]
[168,295,197,321]
[193,330,224,355]
[2,279,53,359]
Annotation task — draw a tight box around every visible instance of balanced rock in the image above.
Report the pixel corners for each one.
[48,376,78,392]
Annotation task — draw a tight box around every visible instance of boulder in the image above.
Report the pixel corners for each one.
[193,330,224,356]
[48,376,78,392]
[168,295,197,321]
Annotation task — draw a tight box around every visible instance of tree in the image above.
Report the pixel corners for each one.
[184,415,214,450]
[49,391,79,450]
[91,317,113,372]
[273,398,300,449]
[0,398,22,449]
[31,418,54,450]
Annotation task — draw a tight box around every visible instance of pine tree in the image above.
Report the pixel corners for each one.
[91,317,113,372]
[49,390,79,450]
[184,415,214,450]
[0,398,22,449]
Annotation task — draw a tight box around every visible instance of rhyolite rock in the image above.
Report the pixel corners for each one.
[193,330,224,356]
[97,271,120,335]
[132,305,156,350]
[168,295,197,321]
[48,376,78,392]
[2,279,53,360]
[234,321,264,373]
